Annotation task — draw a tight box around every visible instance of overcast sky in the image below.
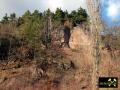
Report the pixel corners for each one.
[0,0,120,25]
[0,0,86,19]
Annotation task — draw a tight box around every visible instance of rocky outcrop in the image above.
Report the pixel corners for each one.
[69,27,92,49]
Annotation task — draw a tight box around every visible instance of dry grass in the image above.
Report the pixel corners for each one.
[0,27,120,90]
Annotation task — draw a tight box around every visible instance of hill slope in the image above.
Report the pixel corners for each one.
[0,26,120,90]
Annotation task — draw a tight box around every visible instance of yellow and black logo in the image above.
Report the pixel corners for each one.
[99,77,118,88]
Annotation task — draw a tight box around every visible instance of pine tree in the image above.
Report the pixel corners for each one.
[2,13,9,24]
[10,13,16,21]
[54,8,65,21]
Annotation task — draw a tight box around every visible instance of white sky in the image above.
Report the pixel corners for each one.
[0,0,87,20]
[0,0,120,25]
[107,0,120,19]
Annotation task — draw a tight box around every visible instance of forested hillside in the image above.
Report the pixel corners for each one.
[0,7,90,90]
[0,6,120,90]
[0,7,88,61]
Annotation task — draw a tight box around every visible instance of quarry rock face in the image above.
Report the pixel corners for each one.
[69,27,92,49]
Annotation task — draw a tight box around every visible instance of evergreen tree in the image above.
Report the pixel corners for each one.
[77,7,88,22]
[69,7,88,25]
[32,10,42,19]
[10,13,16,21]
[64,10,69,20]
[22,10,31,22]
[54,8,65,21]
[2,13,9,24]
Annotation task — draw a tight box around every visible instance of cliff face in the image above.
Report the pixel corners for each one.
[69,27,92,49]
[69,27,120,90]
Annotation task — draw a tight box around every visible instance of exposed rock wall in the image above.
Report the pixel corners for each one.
[69,26,92,49]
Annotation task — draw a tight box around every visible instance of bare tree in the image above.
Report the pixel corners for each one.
[86,0,103,89]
